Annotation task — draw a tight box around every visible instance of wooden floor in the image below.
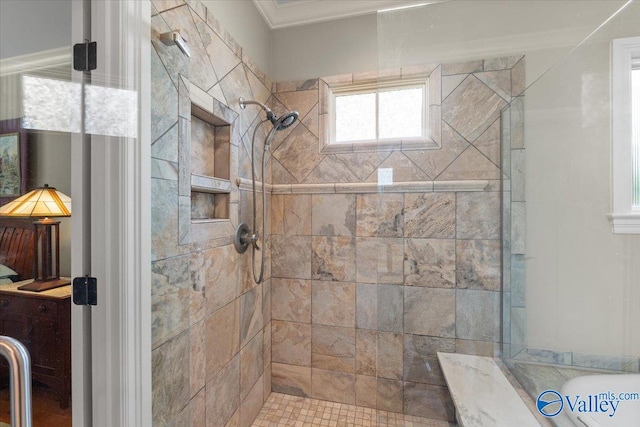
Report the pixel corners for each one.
[0,384,71,427]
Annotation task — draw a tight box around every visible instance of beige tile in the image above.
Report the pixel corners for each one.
[436,145,500,181]
[303,155,361,184]
[364,152,431,183]
[241,331,264,400]
[272,124,323,183]
[311,194,356,237]
[311,281,356,327]
[312,324,356,373]
[356,329,377,376]
[272,320,311,366]
[190,388,206,427]
[240,376,264,427]
[271,278,311,323]
[356,238,404,285]
[404,193,455,239]
[152,255,191,348]
[455,339,500,357]
[404,287,455,338]
[404,123,469,180]
[403,382,455,422]
[474,69,512,102]
[240,285,263,347]
[152,331,190,426]
[355,376,377,409]
[377,378,403,413]
[271,363,312,397]
[190,319,207,398]
[206,356,240,427]
[356,194,404,238]
[334,151,390,182]
[355,284,377,330]
[312,236,356,282]
[204,245,239,315]
[271,194,312,236]
[473,118,501,166]
[456,192,500,240]
[404,239,456,289]
[456,239,501,291]
[311,369,356,404]
[206,300,240,380]
[271,235,312,279]
[511,57,526,97]
[442,75,507,143]
[377,332,403,380]
[403,335,455,386]
[275,89,319,122]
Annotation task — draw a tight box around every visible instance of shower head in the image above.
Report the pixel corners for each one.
[272,111,298,130]
[239,97,298,131]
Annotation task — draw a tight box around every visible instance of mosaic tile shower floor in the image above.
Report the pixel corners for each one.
[251,393,456,427]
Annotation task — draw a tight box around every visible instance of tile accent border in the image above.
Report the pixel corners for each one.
[237,177,493,194]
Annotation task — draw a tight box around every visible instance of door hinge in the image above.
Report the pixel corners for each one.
[73,276,97,306]
[73,41,97,72]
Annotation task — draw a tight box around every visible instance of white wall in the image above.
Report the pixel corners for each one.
[0,0,71,59]
[271,0,625,84]
[201,0,272,77]
[272,14,378,82]
[525,1,640,357]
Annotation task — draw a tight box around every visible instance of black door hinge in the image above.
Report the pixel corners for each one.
[73,276,97,306]
[73,41,97,72]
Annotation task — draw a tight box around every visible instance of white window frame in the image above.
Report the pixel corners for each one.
[610,36,640,234]
[329,78,428,145]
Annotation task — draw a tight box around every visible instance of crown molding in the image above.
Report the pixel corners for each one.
[253,0,438,29]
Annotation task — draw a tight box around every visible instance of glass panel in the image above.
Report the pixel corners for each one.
[334,92,376,142]
[633,67,640,207]
[377,1,640,425]
[378,87,423,139]
[0,0,77,424]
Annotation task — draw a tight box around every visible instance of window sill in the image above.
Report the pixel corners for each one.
[608,213,640,234]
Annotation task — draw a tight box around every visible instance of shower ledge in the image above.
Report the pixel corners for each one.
[438,352,541,427]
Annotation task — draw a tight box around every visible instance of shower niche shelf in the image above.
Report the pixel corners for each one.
[190,99,232,222]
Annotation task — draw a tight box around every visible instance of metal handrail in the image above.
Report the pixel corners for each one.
[0,336,32,427]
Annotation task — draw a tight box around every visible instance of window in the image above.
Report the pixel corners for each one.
[633,61,639,207]
[330,78,429,145]
[610,37,640,233]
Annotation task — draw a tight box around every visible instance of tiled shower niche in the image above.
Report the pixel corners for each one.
[190,108,231,221]
[176,76,240,245]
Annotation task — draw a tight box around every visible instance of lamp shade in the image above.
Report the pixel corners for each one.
[0,184,71,218]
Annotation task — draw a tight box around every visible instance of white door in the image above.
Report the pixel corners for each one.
[72,1,152,426]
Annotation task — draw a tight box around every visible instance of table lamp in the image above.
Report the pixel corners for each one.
[0,184,71,291]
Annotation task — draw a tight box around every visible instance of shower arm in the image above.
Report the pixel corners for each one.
[239,97,274,121]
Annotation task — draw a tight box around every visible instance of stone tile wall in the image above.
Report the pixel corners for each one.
[269,56,526,422]
[150,1,274,426]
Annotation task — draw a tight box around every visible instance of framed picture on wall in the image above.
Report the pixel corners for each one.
[0,118,28,206]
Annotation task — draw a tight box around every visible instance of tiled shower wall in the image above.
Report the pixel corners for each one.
[150,1,274,426]
[268,57,525,422]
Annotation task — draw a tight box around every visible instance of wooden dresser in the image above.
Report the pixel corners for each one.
[0,279,71,409]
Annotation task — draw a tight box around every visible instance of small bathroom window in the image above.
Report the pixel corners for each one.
[330,78,428,145]
[610,36,640,233]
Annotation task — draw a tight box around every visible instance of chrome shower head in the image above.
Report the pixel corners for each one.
[239,97,298,131]
[272,111,298,130]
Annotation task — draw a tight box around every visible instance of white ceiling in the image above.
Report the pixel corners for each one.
[253,0,440,29]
